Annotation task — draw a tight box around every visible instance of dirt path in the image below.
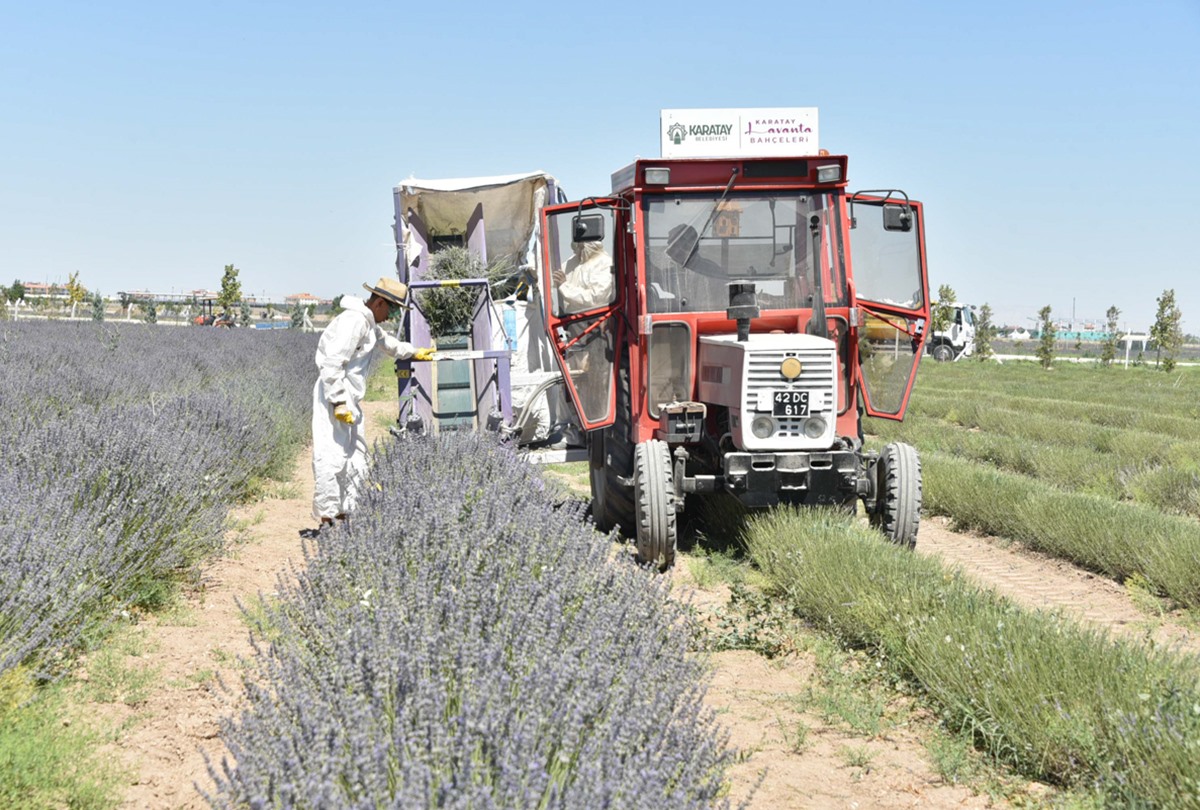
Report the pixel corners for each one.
[100,453,315,808]
[92,400,396,809]
[917,516,1200,656]
[671,570,1011,809]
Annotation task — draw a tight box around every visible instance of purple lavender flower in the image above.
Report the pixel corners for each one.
[211,431,734,809]
[0,320,314,679]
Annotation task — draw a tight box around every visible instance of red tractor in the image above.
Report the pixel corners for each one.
[539,155,930,568]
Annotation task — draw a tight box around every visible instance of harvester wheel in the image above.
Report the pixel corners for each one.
[869,442,922,548]
[589,358,634,533]
[634,439,677,571]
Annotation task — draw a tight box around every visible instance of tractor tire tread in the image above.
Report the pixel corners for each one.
[634,439,677,570]
[870,441,922,548]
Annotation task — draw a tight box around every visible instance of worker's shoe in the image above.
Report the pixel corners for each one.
[527,433,568,451]
[299,518,336,539]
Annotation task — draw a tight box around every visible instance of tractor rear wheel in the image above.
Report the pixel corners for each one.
[588,358,634,533]
[869,442,922,548]
[634,439,677,570]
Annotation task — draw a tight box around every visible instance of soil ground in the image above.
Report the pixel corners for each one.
[669,568,1011,809]
[84,404,1197,808]
[85,424,319,808]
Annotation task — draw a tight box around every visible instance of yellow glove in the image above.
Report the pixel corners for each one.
[413,347,437,361]
[333,403,356,425]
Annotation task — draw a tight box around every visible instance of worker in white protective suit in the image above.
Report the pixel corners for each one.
[551,241,615,422]
[310,277,435,530]
[553,240,614,313]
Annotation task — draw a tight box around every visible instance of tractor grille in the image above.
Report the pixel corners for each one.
[745,348,837,442]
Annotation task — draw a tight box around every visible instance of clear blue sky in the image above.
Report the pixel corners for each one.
[2,0,1197,333]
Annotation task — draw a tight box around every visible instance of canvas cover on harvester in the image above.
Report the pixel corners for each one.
[396,171,553,279]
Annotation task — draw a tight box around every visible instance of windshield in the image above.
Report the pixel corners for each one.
[642,192,844,314]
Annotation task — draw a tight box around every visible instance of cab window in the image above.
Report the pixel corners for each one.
[545,208,617,317]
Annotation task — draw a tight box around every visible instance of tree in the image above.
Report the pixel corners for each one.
[929,284,958,335]
[217,264,243,314]
[239,300,252,327]
[330,294,345,316]
[1149,288,1184,373]
[65,271,87,307]
[7,279,25,303]
[143,300,158,324]
[1099,305,1122,367]
[974,303,995,360]
[91,292,105,321]
[1035,305,1056,369]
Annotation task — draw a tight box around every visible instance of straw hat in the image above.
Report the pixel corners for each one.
[362,277,409,306]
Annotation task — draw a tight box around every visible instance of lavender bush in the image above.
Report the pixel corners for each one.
[212,431,734,809]
[747,508,1200,807]
[0,320,314,679]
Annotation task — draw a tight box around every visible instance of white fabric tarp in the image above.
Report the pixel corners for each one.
[396,171,555,275]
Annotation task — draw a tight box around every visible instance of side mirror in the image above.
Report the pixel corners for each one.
[882,204,913,232]
[573,214,605,242]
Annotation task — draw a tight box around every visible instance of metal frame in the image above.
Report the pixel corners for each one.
[396,279,512,434]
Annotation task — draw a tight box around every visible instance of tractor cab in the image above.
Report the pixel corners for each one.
[541,151,930,568]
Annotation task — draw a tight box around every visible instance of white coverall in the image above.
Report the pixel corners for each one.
[557,242,614,313]
[312,296,416,520]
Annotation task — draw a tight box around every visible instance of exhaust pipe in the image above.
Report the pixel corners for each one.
[727,282,759,342]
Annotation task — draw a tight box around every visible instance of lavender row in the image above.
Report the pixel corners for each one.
[213,432,734,809]
[0,321,315,678]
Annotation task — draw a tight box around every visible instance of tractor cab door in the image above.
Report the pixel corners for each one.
[540,200,621,430]
[848,194,930,421]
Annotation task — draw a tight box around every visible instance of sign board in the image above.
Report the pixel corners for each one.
[660,108,819,159]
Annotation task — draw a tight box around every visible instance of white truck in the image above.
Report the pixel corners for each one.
[928,303,976,362]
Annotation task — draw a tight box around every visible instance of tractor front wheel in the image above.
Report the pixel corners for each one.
[869,442,922,548]
[634,439,677,571]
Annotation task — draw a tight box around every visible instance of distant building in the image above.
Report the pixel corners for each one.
[285,292,326,307]
[21,281,55,297]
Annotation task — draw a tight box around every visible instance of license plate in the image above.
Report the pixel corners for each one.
[773,390,810,417]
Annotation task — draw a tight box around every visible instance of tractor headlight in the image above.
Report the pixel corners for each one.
[816,164,843,183]
[802,416,828,439]
[751,415,776,439]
